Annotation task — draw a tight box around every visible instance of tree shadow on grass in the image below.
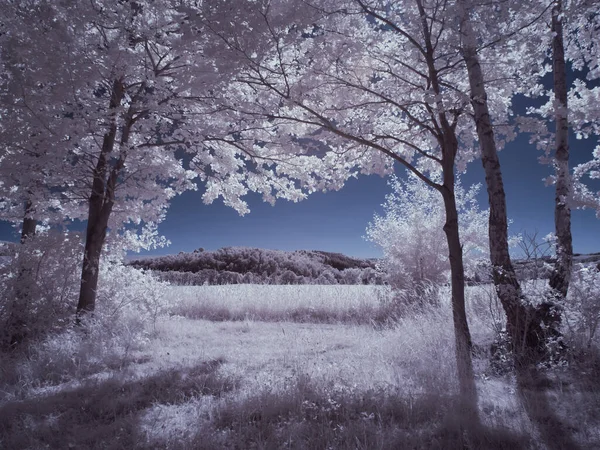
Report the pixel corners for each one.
[516,366,581,450]
[191,380,530,450]
[0,358,236,450]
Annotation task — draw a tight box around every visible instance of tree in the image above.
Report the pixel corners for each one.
[0,2,91,346]
[2,0,343,322]
[1,1,201,319]
[524,0,600,298]
[453,0,584,362]
[481,0,600,359]
[52,1,203,318]
[0,1,86,241]
[456,0,532,360]
[201,0,483,417]
[548,0,574,300]
[366,172,489,294]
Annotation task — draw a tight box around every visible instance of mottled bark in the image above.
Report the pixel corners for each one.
[457,1,549,363]
[549,0,573,301]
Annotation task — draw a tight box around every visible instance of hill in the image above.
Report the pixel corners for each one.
[128,247,384,285]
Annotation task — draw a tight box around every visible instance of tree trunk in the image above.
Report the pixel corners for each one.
[414,0,478,417]
[20,198,37,243]
[2,200,38,349]
[549,0,573,301]
[76,79,125,320]
[76,206,111,318]
[440,177,478,419]
[457,2,547,363]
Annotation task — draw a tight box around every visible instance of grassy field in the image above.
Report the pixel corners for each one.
[170,284,393,324]
[1,284,599,449]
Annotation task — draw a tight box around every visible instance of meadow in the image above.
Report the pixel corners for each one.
[1,282,599,449]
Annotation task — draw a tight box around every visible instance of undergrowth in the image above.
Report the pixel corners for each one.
[0,359,236,449]
[188,377,529,450]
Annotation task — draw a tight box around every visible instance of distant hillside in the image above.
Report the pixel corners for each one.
[128,247,384,286]
[129,246,600,286]
[573,252,600,264]
[511,252,600,281]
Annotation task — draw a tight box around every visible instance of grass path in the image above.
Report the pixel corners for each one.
[137,317,418,395]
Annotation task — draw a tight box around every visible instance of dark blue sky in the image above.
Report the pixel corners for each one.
[149,133,599,258]
[1,133,598,258]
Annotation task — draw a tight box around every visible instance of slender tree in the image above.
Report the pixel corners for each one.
[69,1,203,317]
[456,0,539,360]
[548,0,573,301]
[0,1,87,347]
[530,0,600,298]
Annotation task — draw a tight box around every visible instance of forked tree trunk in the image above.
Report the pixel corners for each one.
[413,0,478,417]
[457,2,551,363]
[549,0,573,301]
[406,159,479,418]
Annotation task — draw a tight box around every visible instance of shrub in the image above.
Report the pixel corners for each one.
[0,232,82,350]
[366,172,489,302]
[563,265,600,349]
[95,260,172,334]
[0,243,171,393]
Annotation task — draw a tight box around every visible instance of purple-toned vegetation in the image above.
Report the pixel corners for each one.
[130,247,384,286]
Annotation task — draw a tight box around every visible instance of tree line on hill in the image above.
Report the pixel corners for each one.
[128,247,384,285]
[128,243,600,287]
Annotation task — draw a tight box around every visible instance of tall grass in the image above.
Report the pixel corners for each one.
[170,284,392,324]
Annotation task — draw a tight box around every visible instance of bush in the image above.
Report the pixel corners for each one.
[0,240,171,394]
[0,232,82,350]
[95,260,171,334]
[564,265,600,349]
[366,172,489,303]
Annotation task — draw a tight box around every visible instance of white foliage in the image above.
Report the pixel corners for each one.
[366,172,489,290]
[572,145,600,217]
[513,0,600,215]
[0,231,83,346]
[564,265,600,348]
[200,0,484,190]
[95,262,172,334]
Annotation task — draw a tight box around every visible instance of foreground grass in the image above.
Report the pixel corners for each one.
[1,284,599,449]
[0,364,528,449]
[190,377,530,450]
[0,316,530,449]
[0,359,236,449]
